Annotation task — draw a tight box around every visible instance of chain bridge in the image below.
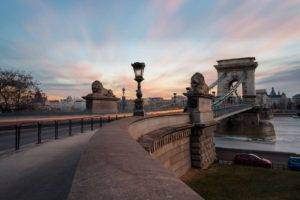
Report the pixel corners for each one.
[208,57,258,121]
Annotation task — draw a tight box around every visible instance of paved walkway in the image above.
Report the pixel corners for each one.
[0,131,94,200]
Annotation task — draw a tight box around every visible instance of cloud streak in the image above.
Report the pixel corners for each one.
[0,0,299,99]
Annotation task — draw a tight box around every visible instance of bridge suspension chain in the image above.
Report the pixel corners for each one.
[208,73,227,90]
[212,73,245,107]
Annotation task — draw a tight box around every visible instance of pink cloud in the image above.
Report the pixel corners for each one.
[147,0,187,39]
[153,0,186,15]
[203,0,300,59]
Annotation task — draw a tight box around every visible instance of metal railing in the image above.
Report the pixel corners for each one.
[0,114,131,152]
[212,73,246,107]
[0,110,184,153]
[213,103,252,118]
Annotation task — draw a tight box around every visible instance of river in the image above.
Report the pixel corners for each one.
[214,116,300,154]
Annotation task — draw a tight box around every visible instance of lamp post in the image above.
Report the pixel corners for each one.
[173,92,177,106]
[121,88,126,112]
[132,62,145,116]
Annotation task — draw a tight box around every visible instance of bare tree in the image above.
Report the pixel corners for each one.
[0,69,46,112]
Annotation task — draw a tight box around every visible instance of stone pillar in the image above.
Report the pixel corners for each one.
[188,94,214,124]
[184,72,217,169]
[243,95,257,105]
[191,123,216,169]
[188,95,216,169]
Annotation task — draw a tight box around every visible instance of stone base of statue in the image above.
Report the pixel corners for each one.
[83,95,119,114]
[83,80,120,114]
[186,94,215,125]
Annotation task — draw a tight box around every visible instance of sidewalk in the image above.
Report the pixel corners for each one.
[0,131,94,200]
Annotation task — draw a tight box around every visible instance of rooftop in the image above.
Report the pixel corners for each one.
[292,94,300,99]
[256,89,267,94]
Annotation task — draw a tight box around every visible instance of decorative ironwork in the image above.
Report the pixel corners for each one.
[212,72,245,107]
[132,62,145,116]
[209,72,254,119]
[213,103,252,118]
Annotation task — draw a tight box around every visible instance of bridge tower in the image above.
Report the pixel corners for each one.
[214,57,258,104]
[212,57,275,140]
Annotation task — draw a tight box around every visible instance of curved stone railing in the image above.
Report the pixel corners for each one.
[68,113,203,200]
[128,113,190,139]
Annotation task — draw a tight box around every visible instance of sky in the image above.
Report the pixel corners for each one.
[0,0,300,100]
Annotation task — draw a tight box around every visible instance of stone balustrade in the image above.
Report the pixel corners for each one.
[128,113,190,139]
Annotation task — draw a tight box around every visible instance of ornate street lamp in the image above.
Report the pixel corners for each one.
[132,62,145,116]
[173,92,177,106]
[121,88,126,112]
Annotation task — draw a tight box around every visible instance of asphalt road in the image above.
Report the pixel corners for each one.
[216,147,298,168]
[0,131,94,200]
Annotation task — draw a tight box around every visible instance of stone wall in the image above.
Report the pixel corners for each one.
[153,138,191,177]
[134,111,216,174]
[191,124,216,169]
[138,124,192,177]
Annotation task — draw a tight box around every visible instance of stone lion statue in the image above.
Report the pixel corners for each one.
[92,80,103,93]
[91,80,115,97]
[190,72,209,95]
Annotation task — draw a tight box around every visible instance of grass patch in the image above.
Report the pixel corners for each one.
[181,164,300,200]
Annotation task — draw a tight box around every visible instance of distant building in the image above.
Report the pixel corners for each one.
[45,100,60,111]
[143,97,172,110]
[267,87,288,109]
[292,94,300,109]
[123,99,134,112]
[45,97,86,112]
[171,94,187,107]
[60,96,73,111]
[74,99,86,111]
[147,97,164,103]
